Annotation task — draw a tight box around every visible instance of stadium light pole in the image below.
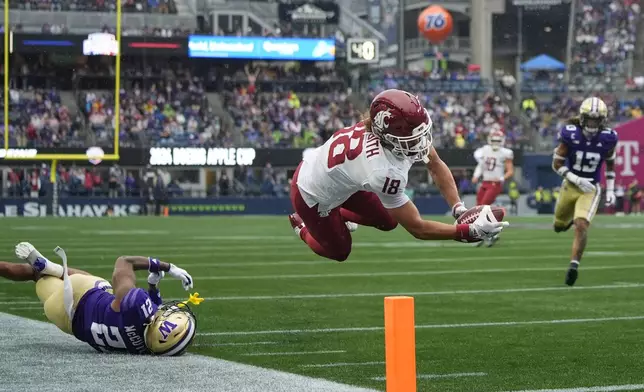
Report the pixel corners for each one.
[514,4,523,108]
[564,0,576,84]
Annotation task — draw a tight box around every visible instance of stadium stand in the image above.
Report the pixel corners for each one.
[9,0,177,14]
[571,0,640,77]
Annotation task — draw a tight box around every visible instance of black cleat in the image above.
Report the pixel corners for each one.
[565,263,579,286]
[555,220,574,233]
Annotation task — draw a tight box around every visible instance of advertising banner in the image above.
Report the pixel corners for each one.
[11,33,187,56]
[614,117,643,186]
[187,35,335,61]
[0,147,524,167]
[277,1,340,24]
[0,196,454,217]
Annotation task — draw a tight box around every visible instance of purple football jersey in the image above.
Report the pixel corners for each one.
[558,125,618,183]
[72,287,159,354]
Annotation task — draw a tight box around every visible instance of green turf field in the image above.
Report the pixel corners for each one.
[0,215,643,392]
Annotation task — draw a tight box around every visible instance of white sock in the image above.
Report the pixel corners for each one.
[28,251,64,278]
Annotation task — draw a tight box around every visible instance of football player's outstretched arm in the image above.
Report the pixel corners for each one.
[111,256,172,311]
[388,201,506,242]
[426,147,463,208]
[388,201,464,240]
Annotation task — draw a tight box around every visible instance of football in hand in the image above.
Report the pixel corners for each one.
[456,205,505,225]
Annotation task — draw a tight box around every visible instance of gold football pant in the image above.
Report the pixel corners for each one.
[554,179,602,227]
[35,275,110,334]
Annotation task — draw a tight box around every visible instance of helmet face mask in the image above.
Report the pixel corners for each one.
[144,301,197,356]
[579,97,607,138]
[382,112,433,162]
[487,130,505,151]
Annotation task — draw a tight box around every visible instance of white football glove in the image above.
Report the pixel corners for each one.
[167,264,193,290]
[469,205,509,240]
[605,189,616,206]
[566,173,596,193]
[451,201,468,220]
[147,271,165,286]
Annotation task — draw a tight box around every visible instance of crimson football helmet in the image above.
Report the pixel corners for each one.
[487,128,505,151]
[369,89,433,163]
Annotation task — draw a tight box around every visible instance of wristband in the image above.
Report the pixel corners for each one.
[454,224,471,243]
[148,287,163,306]
[451,201,465,217]
[148,257,161,274]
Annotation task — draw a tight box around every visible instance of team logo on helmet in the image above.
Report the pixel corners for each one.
[145,301,197,356]
[372,109,393,132]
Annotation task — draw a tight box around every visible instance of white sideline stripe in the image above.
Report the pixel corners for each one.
[206,283,644,301]
[160,264,644,281]
[244,350,347,357]
[504,385,644,392]
[1,283,643,306]
[0,312,378,392]
[372,372,488,381]
[201,315,644,336]
[72,254,567,269]
[194,341,278,347]
[301,362,385,368]
[7,306,43,311]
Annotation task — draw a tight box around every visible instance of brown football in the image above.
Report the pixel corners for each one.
[456,205,506,225]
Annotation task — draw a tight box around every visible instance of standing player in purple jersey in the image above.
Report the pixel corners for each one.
[0,242,200,356]
[552,97,618,286]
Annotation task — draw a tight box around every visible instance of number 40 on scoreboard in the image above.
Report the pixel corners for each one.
[347,38,380,64]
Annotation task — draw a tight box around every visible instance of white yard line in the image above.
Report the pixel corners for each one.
[72,254,567,269]
[301,362,385,368]
[202,315,644,337]
[2,282,643,306]
[372,372,488,381]
[243,350,346,357]
[194,341,279,347]
[148,264,644,281]
[205,283,644,301]
[503,385,644,392]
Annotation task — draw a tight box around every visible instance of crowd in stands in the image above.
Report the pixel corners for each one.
[3,162,186,198]
[10,0,177,14]
[84,77,224,147]
[1,88,85,148]
[571,0,640,77]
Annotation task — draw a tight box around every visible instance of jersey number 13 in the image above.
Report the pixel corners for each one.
[572,151,601,173]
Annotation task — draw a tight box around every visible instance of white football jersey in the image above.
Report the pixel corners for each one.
[474,145,514,182]
[297,122,412,214]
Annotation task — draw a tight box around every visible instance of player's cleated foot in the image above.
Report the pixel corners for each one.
[475,240,485,247]
[565,262,579,286]
[345,221,358,232]
[288,213,305,239]
[15,242,44,266]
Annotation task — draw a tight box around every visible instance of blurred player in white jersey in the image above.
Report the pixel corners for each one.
[471,128,515,247]
[288,89,509,261]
